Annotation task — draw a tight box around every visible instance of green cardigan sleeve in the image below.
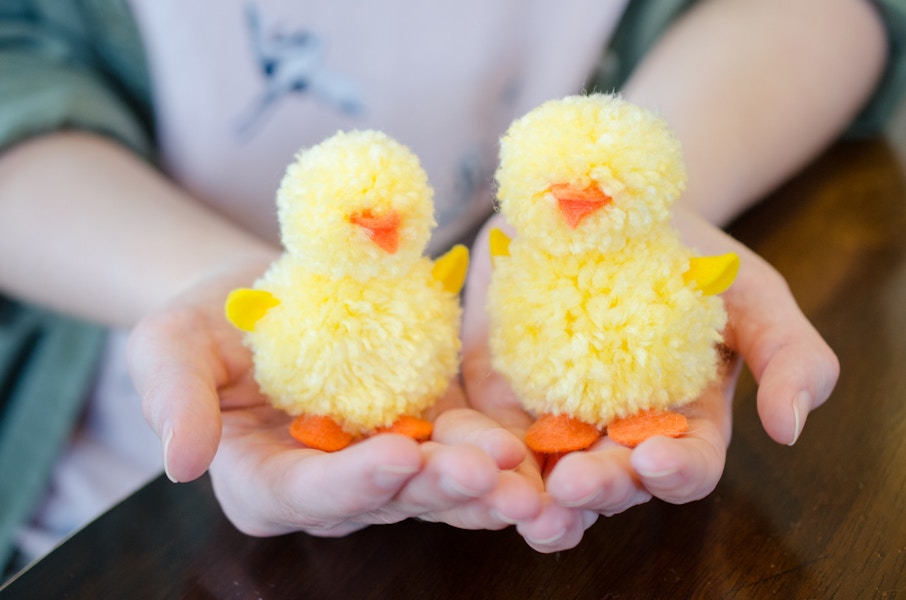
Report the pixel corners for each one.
[0,0,153,575]
[0,0,154,155]
[850,0,906,137]
[0,300,106,576]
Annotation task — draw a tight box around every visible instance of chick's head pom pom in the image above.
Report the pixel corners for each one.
[277,130,436,279]
[495,94,687,255]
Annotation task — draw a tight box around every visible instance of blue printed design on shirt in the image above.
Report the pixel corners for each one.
[236,3,363,139]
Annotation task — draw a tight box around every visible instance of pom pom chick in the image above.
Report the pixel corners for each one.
[487,94,739,454]
[225,130,468,452]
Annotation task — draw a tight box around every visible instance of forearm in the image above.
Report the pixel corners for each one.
[622,0,886,225]
[0,132,278,326]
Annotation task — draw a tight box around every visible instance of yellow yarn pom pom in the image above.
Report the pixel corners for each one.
[489,94,730,430]
[227,130,463,439]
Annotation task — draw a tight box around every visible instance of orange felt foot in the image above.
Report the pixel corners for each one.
[377,415,434,442]
[524,413,601,454]
[607,410,688,448]
[289,415,355,452]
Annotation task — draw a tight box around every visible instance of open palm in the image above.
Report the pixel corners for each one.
[128,261,541,538]
[461,209,838,552]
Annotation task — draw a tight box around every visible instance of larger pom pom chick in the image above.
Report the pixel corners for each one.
[225,130,468,452]
[488,94,738,454]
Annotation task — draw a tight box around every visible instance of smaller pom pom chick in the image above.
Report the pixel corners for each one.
[487,94,739,454]
[225,130,469,452]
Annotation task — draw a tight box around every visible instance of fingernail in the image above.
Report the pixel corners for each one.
[490,509,519,525]
[560,490,602,508]
[373,464,419,490]
[789,391,811,446]
[633,457,678,481]
[526,528,566,546]
[162,421,178,483]
[440,476,483,498]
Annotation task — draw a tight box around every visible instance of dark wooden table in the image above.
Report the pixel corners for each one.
[3,138,905,599]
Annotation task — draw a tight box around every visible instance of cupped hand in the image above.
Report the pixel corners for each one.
[461,210,838,553]
[128,259,541,539]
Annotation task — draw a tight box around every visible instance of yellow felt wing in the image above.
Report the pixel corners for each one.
[489,228,511,266]
[225,288,280,332]
[432,244,469,294]
[683,252,740,296]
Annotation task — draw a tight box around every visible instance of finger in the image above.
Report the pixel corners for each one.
[673,208,839,445]
[752,324,838,446]
[515,498,591,553]
[432,408,527,470]
[128,309,227,482]
[421,470,545,530]
[390,440,500,516]
[460,215,537,453]
[630,363,734,504]
[545,359,735,510]
[461,214,513,363]
[630,431,725,505]
[726,261,840,445]
[486,469,545,524]
[212,431,424,537]
[546,443,653,516]
[409,384,546,529]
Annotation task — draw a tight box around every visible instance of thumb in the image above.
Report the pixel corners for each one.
[128,310,224,482]
[726,263,839,446]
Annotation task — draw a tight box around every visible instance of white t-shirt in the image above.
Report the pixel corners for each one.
[18,0,628,562]
[133,0,626,250]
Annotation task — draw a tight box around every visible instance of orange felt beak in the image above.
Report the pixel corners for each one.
[550,183,612,228]
[349,209,401,254]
